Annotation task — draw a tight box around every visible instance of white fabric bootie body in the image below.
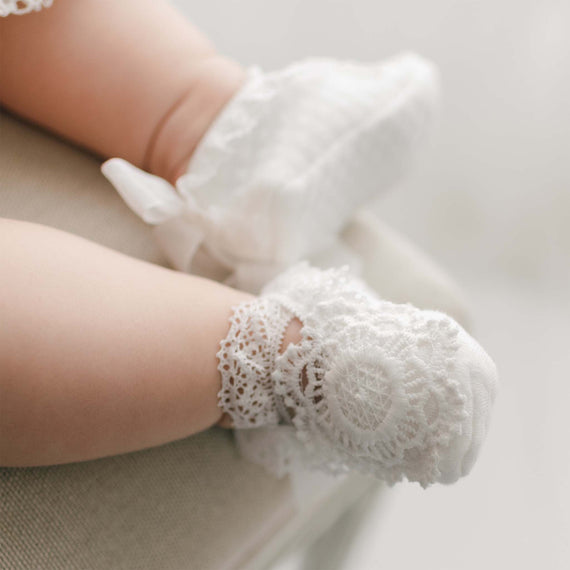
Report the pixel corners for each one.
[217,263,497,487]
[102,52,439,292]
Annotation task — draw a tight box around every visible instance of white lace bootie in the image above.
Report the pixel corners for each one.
[0,0,52,16]
[217,263,497,487]
[101,52,439,292]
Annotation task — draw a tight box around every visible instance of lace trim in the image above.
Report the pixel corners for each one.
[0,0,52,16]
[178,66,270,199]
[216,297,293,429]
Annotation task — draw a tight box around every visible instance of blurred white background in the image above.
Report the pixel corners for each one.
[174,1,570,568]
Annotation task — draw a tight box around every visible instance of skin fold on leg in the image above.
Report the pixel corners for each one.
[0,0,246,183]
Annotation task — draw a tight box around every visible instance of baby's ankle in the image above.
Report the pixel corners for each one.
[280,317,303,355]
[145,55,246,185]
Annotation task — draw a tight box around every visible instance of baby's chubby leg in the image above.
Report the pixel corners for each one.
[0,218,496,486]
[0,218,300,467]
[0,0,245,184]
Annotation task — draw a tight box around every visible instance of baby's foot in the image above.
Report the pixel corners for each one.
[102,53,439,288]
[217,263,497,487]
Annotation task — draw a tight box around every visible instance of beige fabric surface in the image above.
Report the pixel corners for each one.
[0,112,295,569]
[0,432,293,570]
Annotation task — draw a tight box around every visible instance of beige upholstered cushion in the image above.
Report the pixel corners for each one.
[1,432,295,570]
[0,112,299,569]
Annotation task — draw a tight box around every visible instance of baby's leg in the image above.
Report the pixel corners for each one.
[0,0,244,183]
[0,218,300,467]
[0,222,494,484]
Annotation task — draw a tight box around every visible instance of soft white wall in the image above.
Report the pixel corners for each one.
[173,1,570,568]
